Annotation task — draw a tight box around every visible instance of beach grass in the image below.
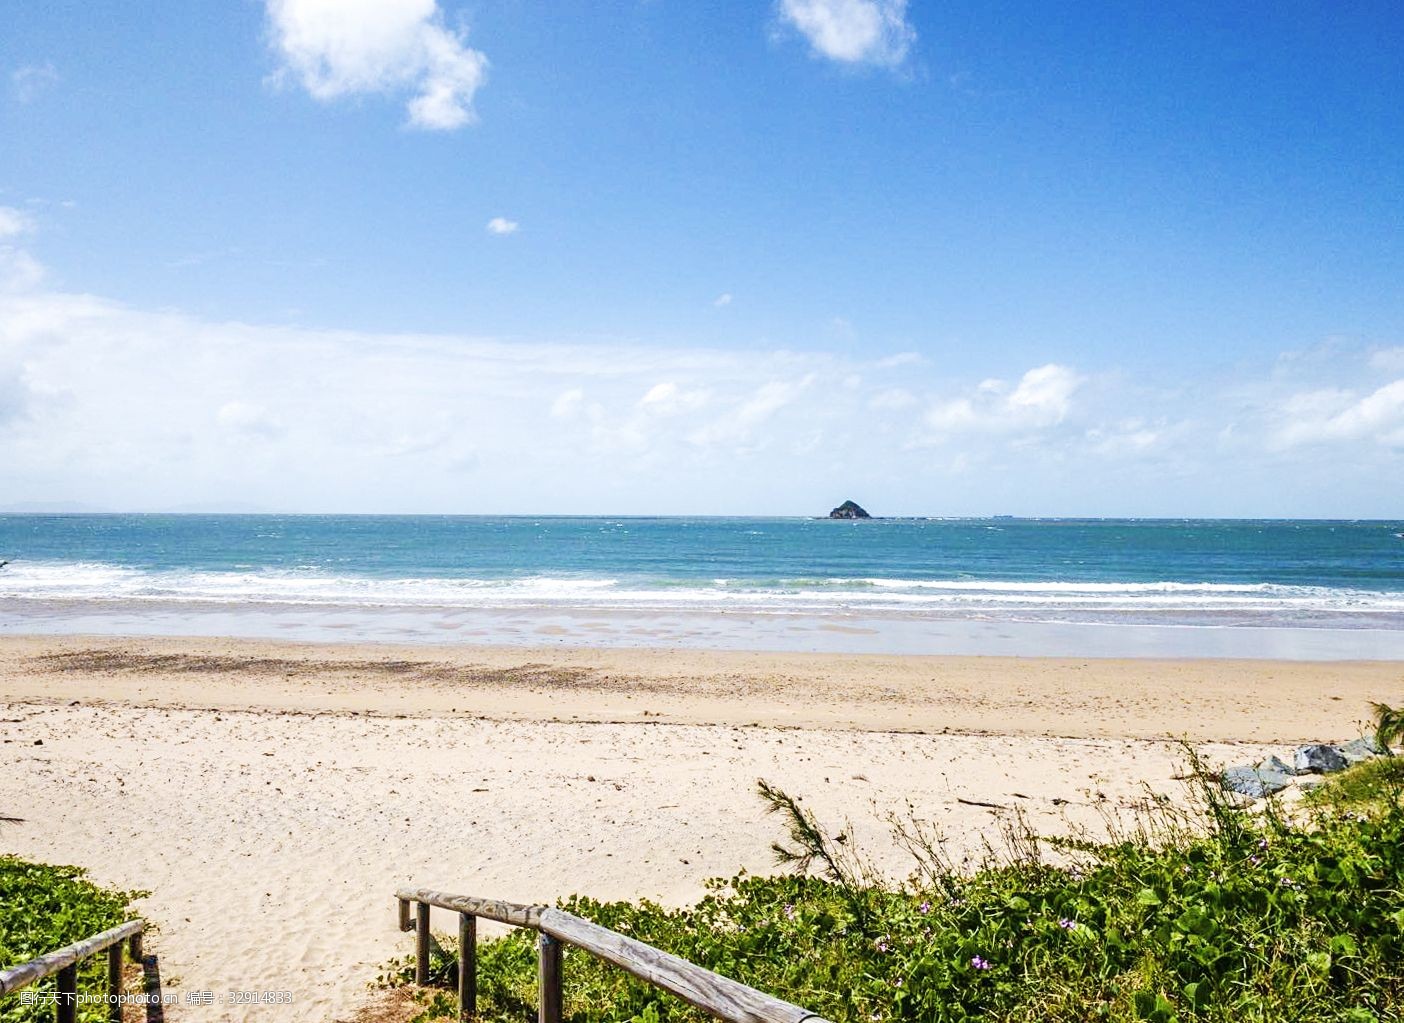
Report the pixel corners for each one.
[384,755,1403,1023]
[1304,755,1404,816]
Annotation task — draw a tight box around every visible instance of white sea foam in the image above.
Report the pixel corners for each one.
[2,561,1403,622]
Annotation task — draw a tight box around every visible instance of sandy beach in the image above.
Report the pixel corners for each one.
[0,634,1393,1020]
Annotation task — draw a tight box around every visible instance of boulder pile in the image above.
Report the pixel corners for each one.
[1220,737,1389,800]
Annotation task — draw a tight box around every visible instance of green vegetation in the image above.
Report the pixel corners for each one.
[1371,703,1404,753]
[0,857,144,1023]
[1305,756,1404,817]
[387,752,1404,1023]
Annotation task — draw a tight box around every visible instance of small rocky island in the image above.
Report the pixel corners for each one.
[828,500,871,519]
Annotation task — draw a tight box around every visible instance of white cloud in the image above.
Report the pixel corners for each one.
[0,207,34,240]
[689,376,814,449]
[924,363,1082,439]
[0,221,1400,514]
[550,388,584,419]
[0,360,31,426]
[868,387,915,410]
[874,351,923,368]
[1277,379,1404,449]
[828,316,857,341]
[639,381,710,415]
[0,209,43,293]
[713,293,733,307]
[778,0,915,68]
[1369,347,1404,373]
[265,0,487,130]
[1085,420,1163,457]
[1006,363,1081,425]
[217,401,283,439]
[0,251,43,292]
[11,63,58,104]
[486,217,518,235]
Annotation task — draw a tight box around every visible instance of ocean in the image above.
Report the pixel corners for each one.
[2,514,1403,658]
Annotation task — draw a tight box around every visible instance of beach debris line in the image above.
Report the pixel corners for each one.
[827,500,871,519]
[1220,736,1388,799]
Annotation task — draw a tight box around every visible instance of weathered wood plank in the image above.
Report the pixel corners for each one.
[396,889,545,930]
[395,890,830,1023]
[56,963,77,1023]
[458,913,476,1020]
[415,902,432,986]
[398,897,413,933]
[107,944,123,1023]
[537,934,561,1023]
[539,908,824,1023]
[0,920,143,998]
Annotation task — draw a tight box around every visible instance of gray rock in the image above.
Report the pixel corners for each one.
[1294,744,1348,775]
[1222,764,1293,798]
[1338,736,1386,765]
[1296,775,1327,791]
[1257,754,1296,776]
[828,500,871,519]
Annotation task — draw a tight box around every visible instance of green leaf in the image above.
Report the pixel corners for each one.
[1330,934,1360,957]
[1182,981,1210,1010]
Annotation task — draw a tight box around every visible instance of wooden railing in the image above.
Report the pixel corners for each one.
[396,888,831,1023]
[0,919,144,1023]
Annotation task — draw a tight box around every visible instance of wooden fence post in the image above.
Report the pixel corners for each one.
[458,913,477,1019]
[108,943,124,1022]
[415,902,431,986]
[128,932,142,963]
[398,898,412,932]
[538,933,562,1023]
[56,963,77,1023]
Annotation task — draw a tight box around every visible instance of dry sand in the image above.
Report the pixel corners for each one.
[0,634,1392,1021]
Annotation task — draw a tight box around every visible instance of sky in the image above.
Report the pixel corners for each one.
[0,0,1402,516]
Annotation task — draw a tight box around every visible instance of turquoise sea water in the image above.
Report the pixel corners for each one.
[2,515,1403,656]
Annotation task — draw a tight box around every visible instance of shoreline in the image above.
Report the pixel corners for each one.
[0,632,1392,742]
[8,597,1404,660]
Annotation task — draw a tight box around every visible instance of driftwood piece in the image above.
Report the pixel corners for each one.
[956,797,1008,810]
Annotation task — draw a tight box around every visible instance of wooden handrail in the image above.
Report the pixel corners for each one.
[396,888,830,1023]
[0,919,143,1023]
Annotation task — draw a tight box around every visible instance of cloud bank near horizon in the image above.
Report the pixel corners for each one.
[0,209,1400,516]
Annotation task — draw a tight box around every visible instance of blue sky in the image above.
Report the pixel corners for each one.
[1,1,1402,515]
